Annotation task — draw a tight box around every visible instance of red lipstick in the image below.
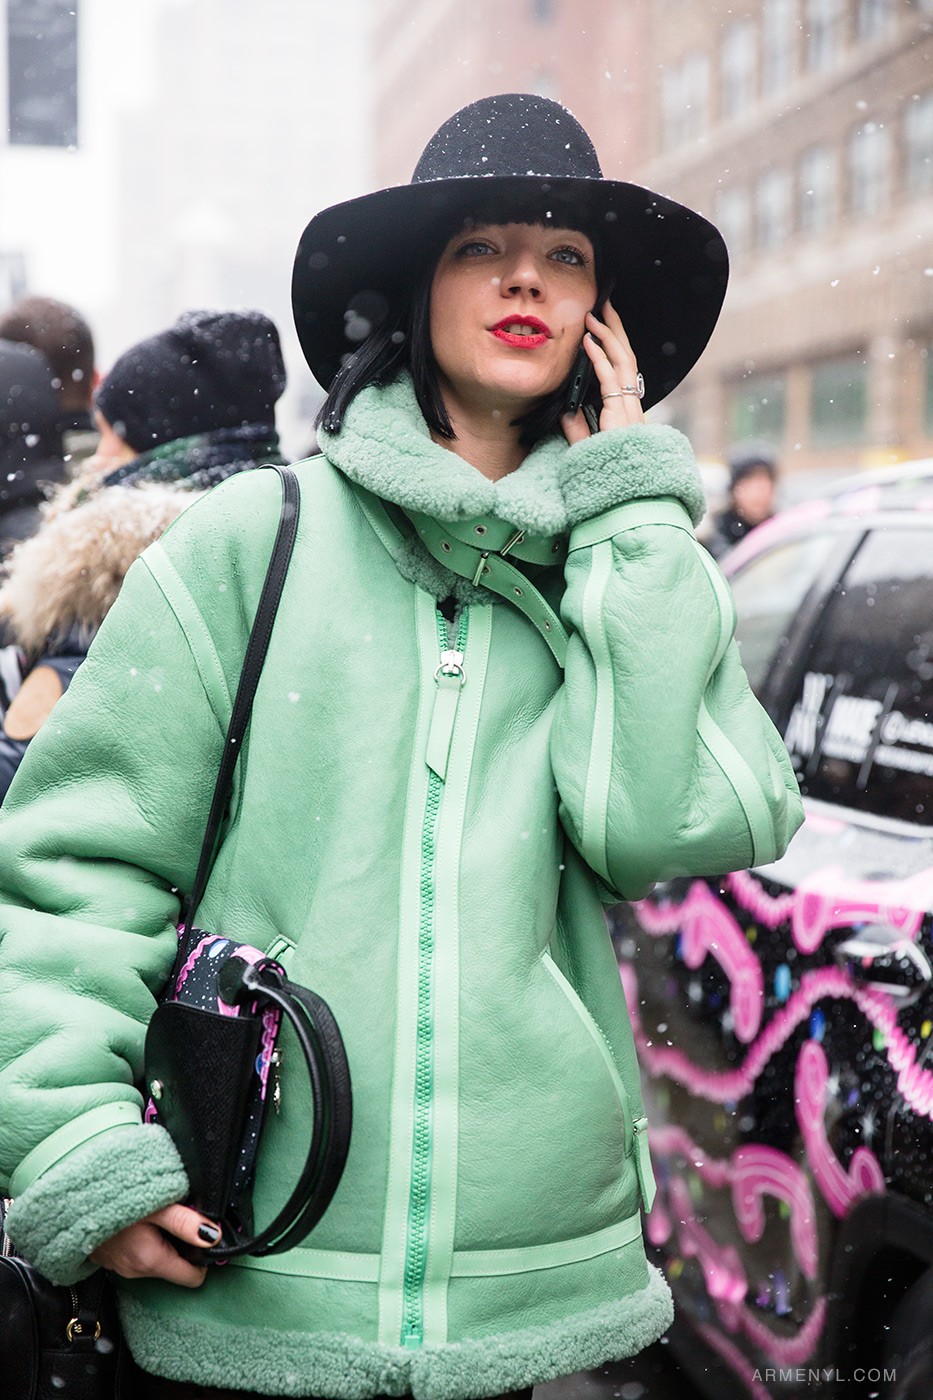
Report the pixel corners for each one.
[490,316,551,348]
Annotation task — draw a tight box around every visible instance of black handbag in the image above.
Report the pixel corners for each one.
[0,1200,129,1399]
[143,464,352,1259]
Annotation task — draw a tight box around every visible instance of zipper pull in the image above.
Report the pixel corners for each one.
[633,1116,657,1214]
[426,650,465,782]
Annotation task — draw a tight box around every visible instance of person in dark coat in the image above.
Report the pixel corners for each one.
[705,441,779,559]
[89,308,287,492]
[0,308,288,800]
[0,339,68,555]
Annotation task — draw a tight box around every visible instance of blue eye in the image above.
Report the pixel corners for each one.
[552,246,586,266]
[457,240,495,258]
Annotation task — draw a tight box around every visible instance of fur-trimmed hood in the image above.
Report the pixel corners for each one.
[0,483,199,657]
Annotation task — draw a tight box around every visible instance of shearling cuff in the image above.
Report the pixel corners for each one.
[558,423,705,528]
[5,1123,188,1285]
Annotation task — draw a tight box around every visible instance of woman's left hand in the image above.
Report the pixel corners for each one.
[562,302,645,443]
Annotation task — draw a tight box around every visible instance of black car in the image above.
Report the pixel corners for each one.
[612,464,933,1400]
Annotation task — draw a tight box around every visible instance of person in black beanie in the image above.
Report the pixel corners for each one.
[705,440,779,559]
[0,310,288,798]
[92,308,287,491]
[0,339,68,555]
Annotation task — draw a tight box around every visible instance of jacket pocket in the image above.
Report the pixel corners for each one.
[540,950,633,1153]
[540,950,657,1213]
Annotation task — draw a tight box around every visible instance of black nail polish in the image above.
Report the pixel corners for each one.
[198,1223,221,1244]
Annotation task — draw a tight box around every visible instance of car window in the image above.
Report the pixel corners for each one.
[783,527,933,824]
[730,532,838,694]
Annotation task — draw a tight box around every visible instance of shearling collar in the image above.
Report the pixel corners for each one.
[319,373,572,536]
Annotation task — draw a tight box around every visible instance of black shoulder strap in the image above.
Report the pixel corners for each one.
[183,465,300,939]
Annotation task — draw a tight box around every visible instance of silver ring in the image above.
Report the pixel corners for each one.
[603,372,645,400]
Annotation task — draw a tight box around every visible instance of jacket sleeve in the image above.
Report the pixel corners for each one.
[0,551,231,1282]
[549,423,803,904]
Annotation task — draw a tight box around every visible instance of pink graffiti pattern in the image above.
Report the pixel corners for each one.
[792,866,933,955]
[733,1145,819,1278]
[669,1176,748,1318]
[626,959,933,1122]
[667,1174,827,1365]
[649,1125,818,1279]
[635,879,764,1042]
[625,863,930,1386]
[795,1039,885,1216]
[740,1293,827,1368]
[695,1321,774,1400]
[647,864,933,963]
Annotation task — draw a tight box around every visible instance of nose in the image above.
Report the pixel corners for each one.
[501,251,543,300]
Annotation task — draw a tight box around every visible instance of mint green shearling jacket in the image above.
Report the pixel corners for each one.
[0,376,802,1398]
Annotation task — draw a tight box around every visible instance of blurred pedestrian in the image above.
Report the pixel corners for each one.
[0,485,196,800]
[0,339,67,555]
[0,307,287,797]
[87,308,287,493]
[0,95,801,1400]
[0,295,99,469]
[705,441,779,559]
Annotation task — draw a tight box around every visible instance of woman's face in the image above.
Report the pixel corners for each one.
[429,221,597,416]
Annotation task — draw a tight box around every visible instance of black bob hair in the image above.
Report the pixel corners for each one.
[317,191,615,448]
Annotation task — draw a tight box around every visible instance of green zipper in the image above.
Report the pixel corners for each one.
[400,606,469,1349]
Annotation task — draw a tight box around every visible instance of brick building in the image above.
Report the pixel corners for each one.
[642,0,933,475]
[371,0,933,477]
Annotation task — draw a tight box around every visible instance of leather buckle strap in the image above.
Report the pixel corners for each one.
[406,509,569,669]
[439,515,566,567]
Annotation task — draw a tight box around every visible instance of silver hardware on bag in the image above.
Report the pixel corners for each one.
[150,1079,164,1101]
[272,1049,284,1114]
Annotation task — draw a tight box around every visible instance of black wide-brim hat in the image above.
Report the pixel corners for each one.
[292,94,728,412]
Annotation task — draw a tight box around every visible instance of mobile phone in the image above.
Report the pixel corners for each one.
[564,342,594,418]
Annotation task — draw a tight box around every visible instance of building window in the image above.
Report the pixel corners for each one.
[805,0,844,73]
[810,354,868,446]
[857,0,895,42]
[798,145,838,233]
[848,121,891,217]
[721,19,757,119]
[730,373,786,443]
[661,51,710,151]
[762,0,797,95]
[716,186,752,263]
[7,0,78,147]
[906,93,933,197]
[756,169,792,249]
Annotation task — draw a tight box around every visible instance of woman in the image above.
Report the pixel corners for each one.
[0,95,802,1399]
